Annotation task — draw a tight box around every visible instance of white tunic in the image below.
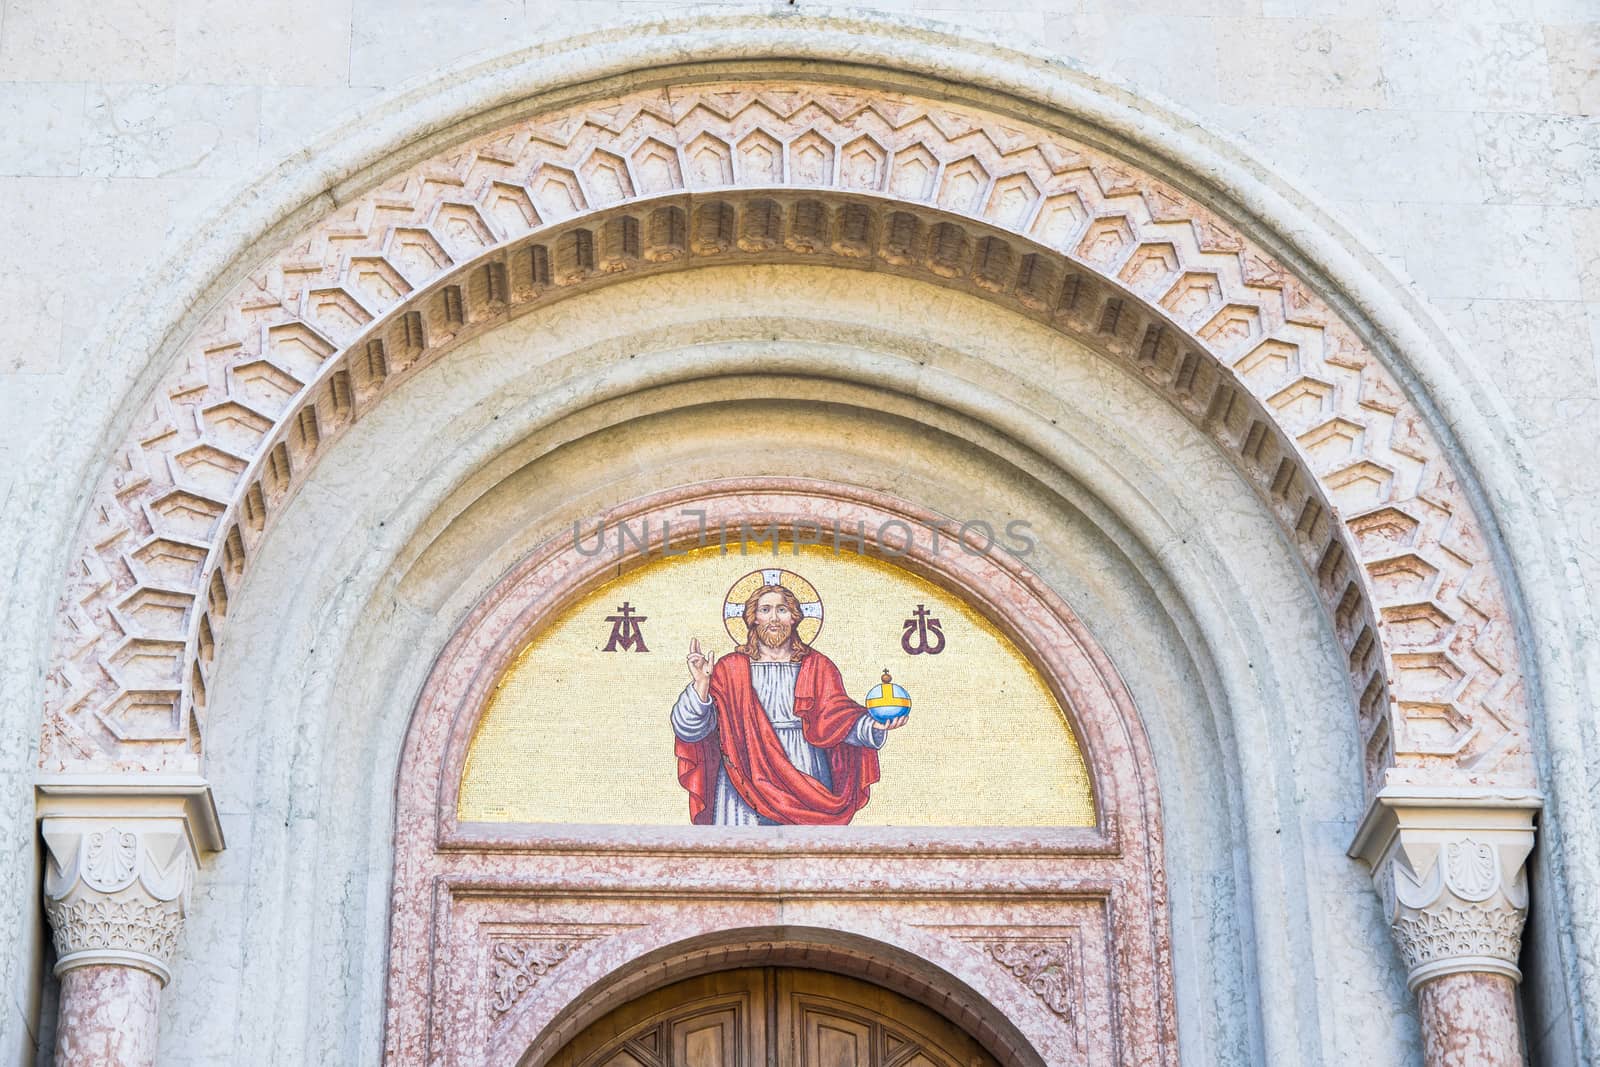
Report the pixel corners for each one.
[671,660,886,825]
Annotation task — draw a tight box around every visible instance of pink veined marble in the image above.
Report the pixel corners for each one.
[383,479,1176,1067]
[1417,973,1525,1067]
[52,965,160,1067]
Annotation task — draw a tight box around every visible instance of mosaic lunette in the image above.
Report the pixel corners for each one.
[459,544,1095,826]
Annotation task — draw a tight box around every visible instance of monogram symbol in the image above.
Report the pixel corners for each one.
[602,603,649,652]
[901,604,946,655]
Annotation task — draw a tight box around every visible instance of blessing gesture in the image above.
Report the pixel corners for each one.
[686,637,715,701]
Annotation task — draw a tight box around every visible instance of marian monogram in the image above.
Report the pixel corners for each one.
[602,603,649,652]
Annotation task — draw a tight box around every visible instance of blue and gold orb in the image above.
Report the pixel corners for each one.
[864,669,911,724]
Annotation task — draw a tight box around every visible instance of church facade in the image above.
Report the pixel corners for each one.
[1,6,1597,1066]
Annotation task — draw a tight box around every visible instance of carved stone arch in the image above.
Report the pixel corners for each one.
[514,926,1056,1067]
[39,70,1534,803]
[386,483,1173,1067]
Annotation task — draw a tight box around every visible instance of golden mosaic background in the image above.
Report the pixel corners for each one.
[458,543,1095,826]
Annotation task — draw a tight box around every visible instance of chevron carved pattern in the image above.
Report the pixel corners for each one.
[41,81,1532,792]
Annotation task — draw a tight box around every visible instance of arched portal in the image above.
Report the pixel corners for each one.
[385,484,1171,1066]
[536,962,1011,1067]
[28,21,1558,1067]
[518,930,1051,1067]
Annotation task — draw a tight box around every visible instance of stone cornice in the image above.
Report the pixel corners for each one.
[37,775,226,854]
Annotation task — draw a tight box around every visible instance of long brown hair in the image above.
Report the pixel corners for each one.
[734,584,812,662]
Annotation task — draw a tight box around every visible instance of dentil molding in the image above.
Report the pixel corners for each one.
[1350,786,1541,991]
[36,776,224,985]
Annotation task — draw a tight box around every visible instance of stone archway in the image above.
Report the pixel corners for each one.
[385,483,1172,1067]
[529,946,1038,1067]
[42,74,1529,797]
[519,932,1048,1067]
[31,35,1543,1067]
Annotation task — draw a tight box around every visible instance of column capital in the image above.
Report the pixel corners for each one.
[36,775,224,986]
[1350,786,1541,992]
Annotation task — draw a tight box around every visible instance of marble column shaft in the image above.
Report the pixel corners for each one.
[52,966,162,1067]
[1417,972,1523,1067]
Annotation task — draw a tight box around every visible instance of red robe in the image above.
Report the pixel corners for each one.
[676,650,880,825]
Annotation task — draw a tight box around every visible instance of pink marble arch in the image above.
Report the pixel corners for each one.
[385,479,1174,1067]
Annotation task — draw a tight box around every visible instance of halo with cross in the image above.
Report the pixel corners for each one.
[724,568,824,647]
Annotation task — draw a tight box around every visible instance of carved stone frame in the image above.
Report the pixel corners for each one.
[384,479,1174,1067]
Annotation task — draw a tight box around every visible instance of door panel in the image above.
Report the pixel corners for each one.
[549,971,765,1067]
[777,972,975,1067]
[803,1010,872,1067]
[673,1007,740,1067]
[547,968,996,1067]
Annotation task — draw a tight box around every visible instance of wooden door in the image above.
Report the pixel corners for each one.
[546,968,998,1067]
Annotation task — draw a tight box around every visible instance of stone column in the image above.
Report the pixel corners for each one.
[1350,787,1541,1067]
[37,777,224,1067]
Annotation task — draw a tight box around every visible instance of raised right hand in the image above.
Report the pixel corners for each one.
[687,637,715,701]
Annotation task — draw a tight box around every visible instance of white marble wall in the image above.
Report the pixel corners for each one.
[1,3,1595,1065]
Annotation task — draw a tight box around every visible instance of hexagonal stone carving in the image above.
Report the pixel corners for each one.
[96,688,184,742]
[1159,270,1222,321]
[1299,417,1368,470]
[579,149,635,206]
[890,144,938,201]
[105,637,185,690]
[431,202,498,254]
[1367,552,1442,603]
[1325,459,1398,511]
[1381,602,1456,649]
[737,129,783,184]
[1076,216,1133,268]
[631,138,683,195]
[1347,506,1422,555]
[839,135,885,191]
[1268,375,1333,427]
[937,156,989,214]
[306,287,373,341]
[985,172,1039,230]
[1117,243,1178,296]
[480,181,540,235]
[789,131,835,187]
[685,133,734,187]
[267,322,335,382]
[385,226,455,283]
[345,257,413,313]
[1031,191,1088,250]
[1199,304,1262,351]
[529,164,587,218]
[114,588,193,640]
[147,490,225,542]
[170,444,246,499]
[128,537,207,588]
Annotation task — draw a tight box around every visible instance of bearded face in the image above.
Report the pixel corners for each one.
[758,612,794,648]
[743,586,802,657]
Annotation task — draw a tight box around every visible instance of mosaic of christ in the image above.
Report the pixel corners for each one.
[671,571,910,826]
[458,544,1095,829]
